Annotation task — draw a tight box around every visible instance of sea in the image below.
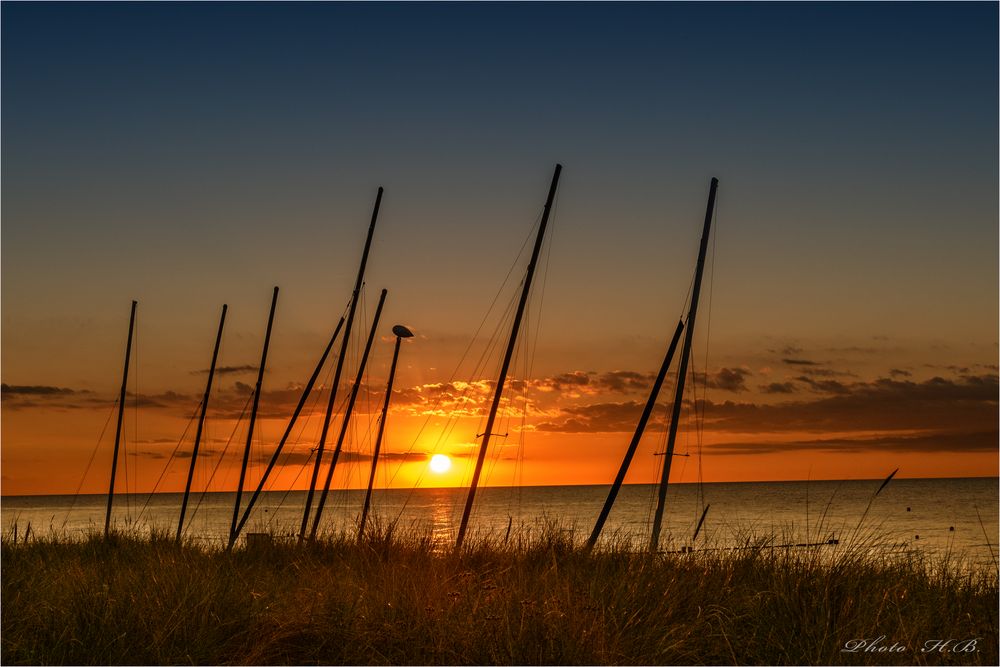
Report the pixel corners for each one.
[3,478,997,567]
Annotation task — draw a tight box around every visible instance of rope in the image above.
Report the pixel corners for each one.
[135,398,203,522]
[390,207,545,523]
[185,391,252,532]
[61,397,119,529]
[696,190,719,526]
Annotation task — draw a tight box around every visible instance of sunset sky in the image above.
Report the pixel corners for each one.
[2,3,997,497]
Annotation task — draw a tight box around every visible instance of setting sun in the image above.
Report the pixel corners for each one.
[429,454,452,474]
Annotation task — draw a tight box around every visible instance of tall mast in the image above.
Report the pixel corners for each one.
[229,316,345,548]
[587,319,684,550]
[307,288,388,541]
[301,187,383,537]
[456,163,562,549]
[649,177,718,551]
[177,304,228,542]
[358,324,413,540]
[229,287,279,542]
[104,300,137,537]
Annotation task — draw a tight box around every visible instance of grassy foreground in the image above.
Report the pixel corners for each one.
[2,527,997,665]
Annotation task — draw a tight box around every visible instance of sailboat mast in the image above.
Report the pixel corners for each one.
[176,304,228,542]
[307,288,388,541]
[301,188,383,537]
[358,324,413,540]
[104,299,137,537]
[455,163,562,549]
[649,177,718,552]
[229,286,279,542]
[229,315,346,548]
[587,318,684,550]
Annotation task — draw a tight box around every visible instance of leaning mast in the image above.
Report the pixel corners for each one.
[587,319,684,550]
[649,177,718,551]
[176,304,228,542]
[455,163,562,549]
[300,188,383,537]
[104,300,137,537]
[307,288,388,541]
[229,287,279,543]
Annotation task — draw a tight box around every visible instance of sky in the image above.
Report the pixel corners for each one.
[2,2,997,497]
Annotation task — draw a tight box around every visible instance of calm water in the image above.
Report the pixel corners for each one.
[3,478,997,566]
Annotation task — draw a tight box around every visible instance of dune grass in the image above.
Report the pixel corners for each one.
[2,523,997,666]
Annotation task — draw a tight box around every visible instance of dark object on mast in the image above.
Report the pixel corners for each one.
[104,300,137,538]
[301,188,383,539]
[876,468,898,496]
[650,177,719,552]
[229,287,279,542]
[308,288,389,540]
[177,304,228,542]
[692,503,711,542]
[456,163,562,549]
[587,319,684,550]
[358,324,414,540]
[229,316,346,548]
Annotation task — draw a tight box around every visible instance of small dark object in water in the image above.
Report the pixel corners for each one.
[827,538,839,545]
[915,534,920,540]
[949,526,955,531]
[906,507,911,511]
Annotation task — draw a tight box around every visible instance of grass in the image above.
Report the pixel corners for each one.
[2,522,997,666]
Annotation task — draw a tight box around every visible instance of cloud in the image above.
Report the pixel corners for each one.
[2,383,104,410]
[269,449,429,467]
[704,375,998,434]
[781,358,821,366]
[798,367,857,378]
[531,374,998,437]
[533,401,669,433]
[705,368,751,392]
[708,430,998,455]
[530,370,657,395]
[761,382,797,394]
[889,369,912,378]
[192,365,259,375]
[794,376,850,394]
[595,371,656,393]
[393,380,495,417]
[1,384,82,396]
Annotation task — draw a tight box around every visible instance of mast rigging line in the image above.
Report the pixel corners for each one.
[259,383,340,532]
[126,308,140,519]
[229,291,352,538]
[105,300,137,538]
[388,185,554,526]
[61,398,119,530]
[229,315,347,548]
[254,344,342,518]
[302,187,383,539]
[696,191,720,519]
[177,304,228,542]
[135,397,205,523]
[396,205,543,461]
[447,280,524,516]
[649,177,719,552]
[390,256,528,516]
[308,288,388,541]
[231,286,279,541]
[185,392,253,536]
[456,163,562,549]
